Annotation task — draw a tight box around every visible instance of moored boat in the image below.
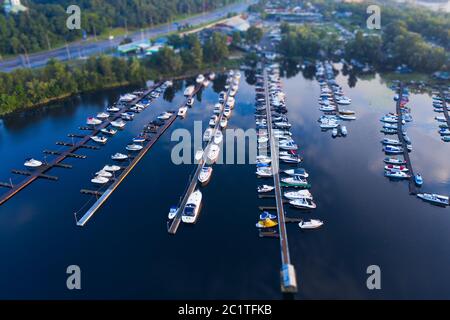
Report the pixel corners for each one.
[24,158,43,168]
[182,190,202,223]
[298,219,323,229]
[417,193,449,206]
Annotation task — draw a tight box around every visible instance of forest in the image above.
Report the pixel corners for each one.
[0,0,238,56]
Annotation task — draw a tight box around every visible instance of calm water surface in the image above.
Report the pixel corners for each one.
[0,68,449,299]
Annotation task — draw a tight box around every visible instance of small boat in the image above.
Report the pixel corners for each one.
[257,185,275,193]
[90,136,108,144]
[284,190,313,200]
[195,149,204,162]
[280,155,302,164]
[439,128,450,136]
[255,218,278,229]
[96,112,110,119]
[380,128,397,134]
[435,116,446,122]
[207,144,220,163]
[383,145,403,154]
[384,157,406,165]
[132,136,146,143]
[213,130,223,144]
[157,112,173,120]
[186,97,194,107]
[339,114,356,120]
[111,120,126,128]
[340,125,348,136]
[415,174,423,186]
[198,165,213,185]
[385,165,408,172]
[336,97,351,105]
[101,128,117,135]
[256,155,271,164]
[417,193,449,206]
[168,206,178,220]
[383,123,398,129]
[91,176,109,184]
[220,118,228,129]
[442,136,450,142]
[203,128,213,142]
[87,117,102,125]
[259,211,277,220]
[284,168,309,178]
[126,144,143,151]
[281,176,310,188]
[384,170,410,179]
[213,103,223,114]
[256,167,272,177]
[320,121,339,129]
[129,105,143,113]
[111,153,128,161]
[121,112,134,121]
[184,85,195,96]
[106,106,120,112]
[258,136,269,144]
[24,158,43,168]
[278,141,298,150]
[178,106,188,118]
[274,122,291,128]
[289,198,316,209]
[382,138,401,146]
[298,219,323,229]
[332,128,338,137]
[223,106,232,118]
[209,115,219,127]
[103,165,121,172]
[209,73,216,80]
[182,190,202,223]
[319,105,336,112]
[196,74,205,84]
[95,170,112,178]
[340,109,355,115]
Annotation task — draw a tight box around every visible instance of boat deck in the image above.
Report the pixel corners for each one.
[263,68,297,293]
[0,82,162,207]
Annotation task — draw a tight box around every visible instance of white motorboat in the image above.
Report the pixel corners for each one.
[256,167,272,177]
[95,170,112,178]
[207,144,220,163]
[319,105,336,112]
[186,97,194,107]
[384,170,410,179]
[194,149,204,162]
[220,118,228,129]
[340,109,355,115]
[256,155,271,164]
[103,165,121,172]
[106,106,120,112]
[226,97,236,109]
[213,103,223,114]
[382,138,401,146]
[384,157,406,165]
[417,193,449,206]
[111,120,126,128]
[96,112,110,119]
[119,93,137,102]
[91,176,109,184]
[133,136,146,143]
[209,72,216,80]
[184,85,195,96]
[332,128,338,137]
[101,128,117,135]
[168,206,178,220]
[340,125,347,136]
[196,74,205,84]
[182,190,202,223]
[284,168,309,178]
[339,114,356,120]
[209,115,219,127]
[320,121,339,129]
[24,158,43,168]
[157,112,173,120]
[258,136,269,144]
[121,112,134,121]
[290,198,316,209]
[223,106,232,118]
[299,219,323,229]
[203,128,213,142]
[90,136,108,144]
[126,144,143,151]
[213,130,223,144]
[384,164,409,172]
[278,141,298,150]
[198,165,213,185]
[284,190,313,200]
[257,185,275,193]
[111,153,128,161]
[336,98,351,105]
[280,155,302,164]
[87,117,102,125]
[178,106,188,118]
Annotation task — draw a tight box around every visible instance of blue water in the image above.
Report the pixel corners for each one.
[0,67,449,299]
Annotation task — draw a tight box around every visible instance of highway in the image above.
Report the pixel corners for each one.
[0,1,253,73]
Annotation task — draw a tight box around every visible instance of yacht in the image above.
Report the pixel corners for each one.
[111,153,128,161]
[198,165,213,185]
[209,115,219,127]
[319,105,336,112]
[417,193,449,206]
[320,121,339,129]
[220,117,228,129]
[213,130,223,144]
[281,176,310,187]
[207,144,220,163]
[280,155,302,164]
[157,112,173,120]
[384,157,406,165]
[203,128,213,142]
[126,144,143,152]
[384,170,410,179]
[257,185,275,193]
[103,165,121,172]
[91,176,109,184]
[284,168,309,178]
[133,136,146,143]
[339,114,356,120]
[289,198,316,209]
[182,190,202,223]
[384,165,408,172]
[332,128,338,137]
[195,149,204,162]
[90,136,108,144]
[256,167,272,177]
[95,170,112,178]
[101,128,117,135]
[168,206,178,220]
[258,136,269,144]
[213,103,223,114]
[340,109,355,115]
[226,97,236,109]
[87,117,102,125]
[121,112,134,121]
[256,155,271,164]
[106,106,120,112]
[383,145,403,154]
[284,190,313,200]
[382,138,401,146]
[178,106,188,118]
[298,219,323,229]
[111,120,126,128]
[279,141,298,150]
[96,112,110,119]
[340,125,348,136]
[24,158,43,168]
[415,174,423,186]
[223,106,232,118]
[336,97,351,105]
[184,85,195,96]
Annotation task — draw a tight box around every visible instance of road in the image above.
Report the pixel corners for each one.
[0,1,253,73]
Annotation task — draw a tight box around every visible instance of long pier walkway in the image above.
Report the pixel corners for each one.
[168,84,232,234]
[263,68,297,293]
[396,83,417,195]
[0,82,162,207]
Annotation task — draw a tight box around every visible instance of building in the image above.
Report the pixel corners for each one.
[2,0,27,14]
[117,40,151,55]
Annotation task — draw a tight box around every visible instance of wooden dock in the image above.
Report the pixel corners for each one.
[263,68,297,293]
[396,83,418,195]
[0,82,162,207]
[440,90,450,128]
[168,84,230,235]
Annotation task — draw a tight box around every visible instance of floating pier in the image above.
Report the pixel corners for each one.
[0,82,163,207]
[263,69,298,294]
[440,90,450,128]
[396,83,417,195]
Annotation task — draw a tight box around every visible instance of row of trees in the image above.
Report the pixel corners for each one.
[0,0,238,56]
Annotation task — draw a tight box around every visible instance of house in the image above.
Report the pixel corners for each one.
[2,0,27,14]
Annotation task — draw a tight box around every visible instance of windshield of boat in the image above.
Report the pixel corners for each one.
[184,205,196,216]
